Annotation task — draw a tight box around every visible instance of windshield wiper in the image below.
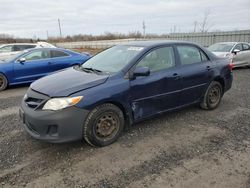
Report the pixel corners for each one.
[81,67,103,74]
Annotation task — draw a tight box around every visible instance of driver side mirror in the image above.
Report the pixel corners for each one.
[18,58,26,63]
[232,49,240,54]
[132,67,150,78]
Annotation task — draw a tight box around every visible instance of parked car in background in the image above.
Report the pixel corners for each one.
[20,41,233,147]
[0,48,90,91]
[208,42,250,67]
[0,42,56,61]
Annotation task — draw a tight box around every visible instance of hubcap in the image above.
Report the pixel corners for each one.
[0,77,4,88]
[96,114,118,138]
[208,86,220,105]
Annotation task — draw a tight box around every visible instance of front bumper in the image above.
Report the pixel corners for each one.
[20,91,89,143]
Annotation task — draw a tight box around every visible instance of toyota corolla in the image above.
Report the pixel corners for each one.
[20,41,233,147]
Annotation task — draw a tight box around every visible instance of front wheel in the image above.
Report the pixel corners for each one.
[83,103,125,147]
[0,74,8,91]
[200,81,223,110]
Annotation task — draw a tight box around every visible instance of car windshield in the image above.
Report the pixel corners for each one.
[4,51,23,62]
[208,43,235,52]
[80,45,144,73]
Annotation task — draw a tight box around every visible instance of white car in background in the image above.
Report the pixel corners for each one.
[0,42,56,61]
[208,42,250,68]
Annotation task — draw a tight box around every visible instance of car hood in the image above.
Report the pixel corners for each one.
[31,67,109,97]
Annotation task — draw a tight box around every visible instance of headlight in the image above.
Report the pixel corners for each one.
[42,96,83,111]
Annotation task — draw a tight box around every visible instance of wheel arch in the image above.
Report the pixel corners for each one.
[0,71,9,84]
[213,76,225,93]
[95,100,133,129]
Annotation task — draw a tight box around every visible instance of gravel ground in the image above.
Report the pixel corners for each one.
[0,69,250,188]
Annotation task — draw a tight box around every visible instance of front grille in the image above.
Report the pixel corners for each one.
[24,89,50,110]
[25,97,44,109]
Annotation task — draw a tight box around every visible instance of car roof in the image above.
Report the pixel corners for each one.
[212,42,250,45]
[24,47,65,52]
[214,42,236,44]
[118,40,200,48]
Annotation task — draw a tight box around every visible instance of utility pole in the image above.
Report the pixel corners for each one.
[58,18,62,37]
[173,25,176,33]
[193,21,197,33]
[46,30,49,40]
[143,21,146,38]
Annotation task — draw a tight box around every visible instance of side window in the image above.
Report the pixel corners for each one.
[0,45,14,53]
[51,50,69,58]
[242,44,250,51]
[136,47,175,72]
[22,45,36,50]
[14,45,36,51]
[14,45,21,51]
[234,44,243,51]
[24,50,50,61]
[177,46,205,65]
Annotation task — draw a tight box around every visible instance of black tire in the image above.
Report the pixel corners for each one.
[83,103,124,147]
[0,73,8,91]
[200,81,223,110]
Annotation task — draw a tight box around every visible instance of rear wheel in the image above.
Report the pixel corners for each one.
[83,103,124,147]
[200,81,223,110]
[0,74,8,91]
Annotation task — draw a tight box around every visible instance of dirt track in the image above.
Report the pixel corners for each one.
[0,69,250,188]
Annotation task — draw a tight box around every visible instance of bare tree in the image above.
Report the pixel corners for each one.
[200,9,214,33]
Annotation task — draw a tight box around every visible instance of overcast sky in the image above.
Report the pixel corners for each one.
[0,0,249,39]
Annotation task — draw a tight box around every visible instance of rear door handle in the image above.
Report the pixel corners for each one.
[206,66,211,71]
[48,62,53,65]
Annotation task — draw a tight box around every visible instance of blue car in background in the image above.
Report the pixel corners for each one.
[0,48,90,91]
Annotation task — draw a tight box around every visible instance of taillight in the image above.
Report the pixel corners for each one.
[228,63,234,71]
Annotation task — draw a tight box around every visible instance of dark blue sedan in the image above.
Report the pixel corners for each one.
[0,48,90,91]
[20,41,233,147]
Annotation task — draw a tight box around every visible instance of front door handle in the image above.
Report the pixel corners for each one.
[48,62,53,65]
[172,73,181,80]
[206,66,211,71]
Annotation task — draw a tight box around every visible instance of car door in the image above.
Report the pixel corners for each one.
[49,49,73,71]
[129,46,182,120]
[13,49,52,83]
[176,45,214,105]
[231,43,245,65]
[240,43,250,65]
